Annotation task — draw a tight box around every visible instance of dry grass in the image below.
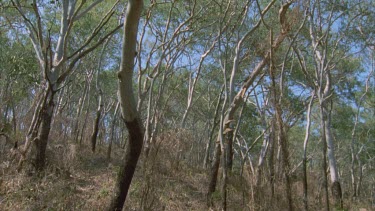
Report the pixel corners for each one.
[1,131,373,211]
[0,132,215,211]
[0,142,117,210]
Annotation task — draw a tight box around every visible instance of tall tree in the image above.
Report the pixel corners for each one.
[207,1,293,208]
[9,0,121,171]
[108,0,144,210]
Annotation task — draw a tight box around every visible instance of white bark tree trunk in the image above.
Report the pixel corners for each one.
[12,0,120,171]
[109,0,144,210]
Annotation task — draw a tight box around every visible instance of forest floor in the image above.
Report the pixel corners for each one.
[0,142,227,211]
[0,140,373,211]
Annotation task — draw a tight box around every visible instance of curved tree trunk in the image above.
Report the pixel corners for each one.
[109,118,143,210]
[108,0,144,210]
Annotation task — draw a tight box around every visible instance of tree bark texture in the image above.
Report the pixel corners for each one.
[207,139,221,207]
[90,109,101,153]
[34,88,55,171]
[109,118,143,211]
[323,105,343,208]
[91,95,103,153]
[225,128,234,171]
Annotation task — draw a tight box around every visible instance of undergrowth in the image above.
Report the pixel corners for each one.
[0,132,373,211]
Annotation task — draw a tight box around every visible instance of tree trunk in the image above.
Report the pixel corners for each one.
[203,88,223,169]
[268,125,275,198]
[143,79,155,157]
[17,89,44,170]
[319,106,330,211]
[90,108,101,152]
[225,127,234,172]
[356,154,363,196]
[107,102,119,161]
[221,133,228,211]
[109,118,143,210]
[34,88,55,171]
[207,138,221,207]
[205,2,292,206]
[91,95,103,153]
[254,121,272,208]
[324,104,343,209]
[303,92,315,211]
[80,83,92,145]
[108,0,143,210]
[11,100,17,134]
[270,48,293,211]
[277,115,293,211]
[72,80,89,142]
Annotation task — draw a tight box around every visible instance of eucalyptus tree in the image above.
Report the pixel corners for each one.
[345,0,375,199]
[6,0,122,171]
[108,0,143,209]
[135,0,203,154]
[206,1,295,209]
[179,14,224,128]
[291,0,372,208]
[134,0,232,158]
[224,0,277,171]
